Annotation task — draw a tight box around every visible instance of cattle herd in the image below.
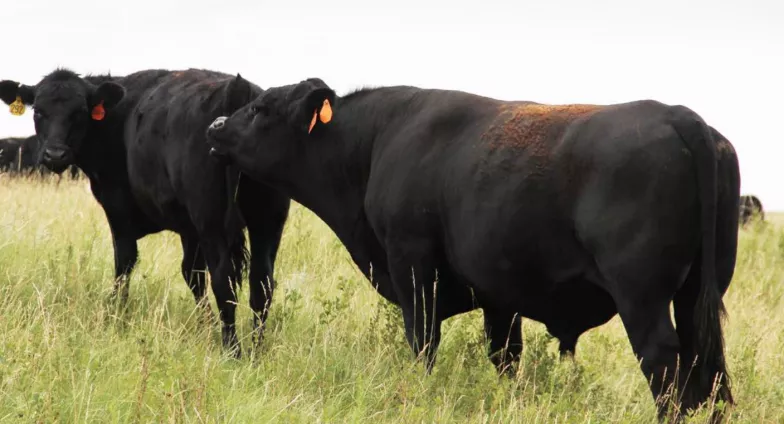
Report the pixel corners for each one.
[0,67,765,422]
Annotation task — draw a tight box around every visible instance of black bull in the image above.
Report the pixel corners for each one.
[207,79,740,421]
[0,69,291,356]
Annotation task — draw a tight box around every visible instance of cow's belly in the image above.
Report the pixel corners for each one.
[126,160,187,233]
[443,209,596,312]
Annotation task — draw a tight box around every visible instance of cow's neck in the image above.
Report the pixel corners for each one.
[276,88,414,231]
[73,123,125,185]
[272,122,374,261]
[270,88,418,283]
[74,75,130,185]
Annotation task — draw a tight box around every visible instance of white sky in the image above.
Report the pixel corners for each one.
[3,1,782,209]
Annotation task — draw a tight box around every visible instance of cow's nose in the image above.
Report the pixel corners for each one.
[209,116,227,132]
[44,147,67,162]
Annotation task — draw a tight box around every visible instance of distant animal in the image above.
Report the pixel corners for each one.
[0,136,37,174]
[207,78,740,422]
[739,195,764,227]
[0,68,290,356]
[0,135,80,178]
[0,135,48,176]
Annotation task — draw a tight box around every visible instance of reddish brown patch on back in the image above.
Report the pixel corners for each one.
[485,103,603,150]
[479,102,603,179]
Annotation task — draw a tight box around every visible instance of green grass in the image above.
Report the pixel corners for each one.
[0,176,782,423]
[762,212,784,228]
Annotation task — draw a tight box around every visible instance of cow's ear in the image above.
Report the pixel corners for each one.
[223,73,253,114]
[91,81,125,109]
[0,80,35,106]
[296,83,336,135]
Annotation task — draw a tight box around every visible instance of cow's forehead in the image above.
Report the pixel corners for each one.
[259,83,302,106]
[259,87,287,103]
[35,80,87,107]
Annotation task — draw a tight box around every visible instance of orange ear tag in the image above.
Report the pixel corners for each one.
[91,101,105,121]
[319,99,332,124]
[9,96,25,116]
[308,109,318,134]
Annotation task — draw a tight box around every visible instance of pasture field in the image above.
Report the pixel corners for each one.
[0,175,781,423]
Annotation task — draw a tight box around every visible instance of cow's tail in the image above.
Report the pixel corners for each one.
[225,166,250,291]
[710,126,740,297]
[670,106,733,407]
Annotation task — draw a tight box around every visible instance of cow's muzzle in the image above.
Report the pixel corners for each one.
[208,116,227,133]
[206,116,230,162]
[41,145,73,173]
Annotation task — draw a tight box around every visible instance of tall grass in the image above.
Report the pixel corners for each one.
[0,176,781,423]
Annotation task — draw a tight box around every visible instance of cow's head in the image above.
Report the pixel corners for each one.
[0,69,125,173]
[206,78,335,176]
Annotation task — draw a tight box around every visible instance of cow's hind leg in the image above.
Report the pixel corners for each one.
[180,234,214,324]
[593,245,692,421]
[673,264,730,424]
[201,239,241,358]
[483,309,522,375]
[180,235,208,304]
[595,255,691,424]
[616,296,684,422]
[109,231,138,305]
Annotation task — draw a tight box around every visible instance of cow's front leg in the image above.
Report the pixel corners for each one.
[387,245,443,372]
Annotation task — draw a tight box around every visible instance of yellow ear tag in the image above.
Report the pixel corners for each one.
[319,99,332,123]
[9,96,25,116]
[308,109,318,134]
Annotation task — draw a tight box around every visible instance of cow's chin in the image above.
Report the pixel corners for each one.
[42,159,71,174]
[208,147,233,167]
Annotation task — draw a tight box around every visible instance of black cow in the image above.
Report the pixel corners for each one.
[739,195,764,227]
[0,135,81,178]
[206,79,739,421]
[1,69,290,356]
